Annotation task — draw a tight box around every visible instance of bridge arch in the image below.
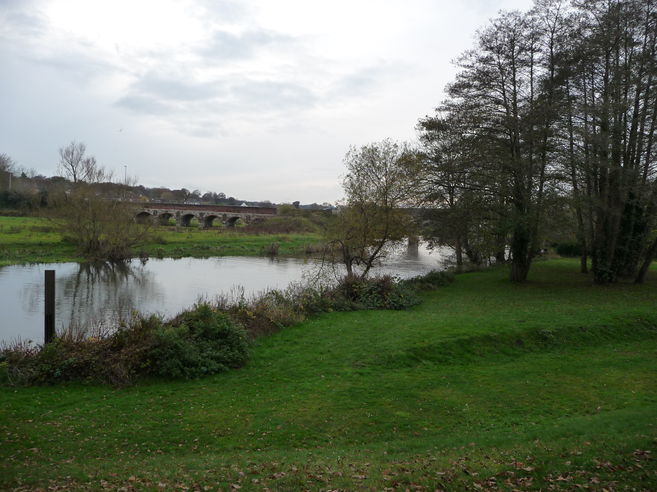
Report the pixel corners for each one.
[158,212,174,226]
[135,211,152,224]
[178,213,196,227]
[225,216,241,227]
[203,214,220,228]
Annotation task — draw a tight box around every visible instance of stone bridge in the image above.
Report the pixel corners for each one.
[135,203,277,228]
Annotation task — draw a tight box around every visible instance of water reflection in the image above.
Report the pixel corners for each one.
[60,261,162,336]
[1,243,449,345]
[16,261,162,341]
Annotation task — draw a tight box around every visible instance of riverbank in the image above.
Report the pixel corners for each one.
[1,259,656,489]
[0,216,323,267]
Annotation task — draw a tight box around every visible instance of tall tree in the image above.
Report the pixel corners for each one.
[417,115,509,269]
[424,10,560,282]
[565,0,657,283]
[419,0,657,284]
[58,141,105,184]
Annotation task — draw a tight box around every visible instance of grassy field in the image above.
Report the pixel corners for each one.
[1,259,656,490]
[0,216,323,266]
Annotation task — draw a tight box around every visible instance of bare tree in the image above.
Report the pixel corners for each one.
[58,141,110,183]
[50,142,149,261]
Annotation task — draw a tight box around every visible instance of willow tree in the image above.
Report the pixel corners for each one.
[327,140,419,278]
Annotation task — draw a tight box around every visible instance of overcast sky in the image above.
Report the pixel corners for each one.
[0,0,534,203]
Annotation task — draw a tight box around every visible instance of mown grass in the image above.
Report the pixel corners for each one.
[0,216,323,266]
[1,259,656,490]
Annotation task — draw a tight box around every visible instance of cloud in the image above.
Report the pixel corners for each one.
[32,49,116,81]
[200,29,292,61]
[327,62,413,100]
[229,80,317,111]
[2,10,45,34]
[119,76,318,127]
[115,70,318,137]
[0,4,116,83]
[196,0,248,23]
[115,70,225,118]
[131,72,223,102]
[115,94,173,115]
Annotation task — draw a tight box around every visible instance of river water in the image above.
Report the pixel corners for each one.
[0,243,450,345]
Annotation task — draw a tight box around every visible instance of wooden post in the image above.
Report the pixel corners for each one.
[44,270,55,344]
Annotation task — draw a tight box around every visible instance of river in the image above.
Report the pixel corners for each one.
[0,243,450,345]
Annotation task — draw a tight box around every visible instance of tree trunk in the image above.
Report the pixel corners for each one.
[510,221,531,282]
[455,235,464,271]
[635,235,657,284]
[580,253,588,274]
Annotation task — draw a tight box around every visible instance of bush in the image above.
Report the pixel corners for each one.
[149,304,249,379]
[0,307,248,386]
[401,270,455,290]
[0,316,160,386]
[336,275,422,310]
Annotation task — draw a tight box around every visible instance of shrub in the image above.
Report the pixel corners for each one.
[0,307,248,386]
[303,243,325,255]
[0,316,161,386]
[336,275,422,310]
[216,289,305,338]
[29,225,54,233]
[148,304,249,379]
[401,270,455,290]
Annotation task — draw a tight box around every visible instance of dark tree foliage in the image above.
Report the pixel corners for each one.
[419,0,657,284]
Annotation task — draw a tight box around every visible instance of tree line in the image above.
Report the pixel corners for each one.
[337,0,657,284]
[422,0,657,284]
[0,144,277,211]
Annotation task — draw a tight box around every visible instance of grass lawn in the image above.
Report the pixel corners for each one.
[0,216,322,266]
[1,259,656,490]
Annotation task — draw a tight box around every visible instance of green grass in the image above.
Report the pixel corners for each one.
[1,259,656,489]
[147,226,320,259]
[0,216,79,265]
[0,216,322,266]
